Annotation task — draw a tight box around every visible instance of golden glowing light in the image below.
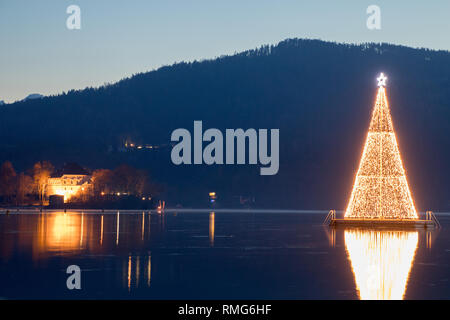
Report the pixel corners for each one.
[209,212,215,247]
[116,211,120,245]
[80,213,84,246]
[345,75,418,219]
[377,73,387,87]
[100,215,104,245]
[141,212,145,240]
[147,256,152,287]
[136,256,140,288]
[37,213,84,253]
[345,229,418,300]
[123,254,152,290]
[48,187,79,202]
[46,174,92,203]
[127,255,132,291]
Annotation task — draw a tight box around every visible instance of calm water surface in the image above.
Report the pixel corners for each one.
[0,211,449,299]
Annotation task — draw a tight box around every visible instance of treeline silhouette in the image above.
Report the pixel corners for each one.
[0,39,449,210]
[0,160,160,207]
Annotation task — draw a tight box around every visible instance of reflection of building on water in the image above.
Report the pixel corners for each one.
[100,215,104,245]
[116,211,120,245]
[147,256,152,287]
[20,211,154,290]
[37,212,86,253]
[29,211,152,259]
[345,229,418,300]
[209,212,215,247]
[125,254,152,290]
[141,212,145,240]
[34,212,154,290]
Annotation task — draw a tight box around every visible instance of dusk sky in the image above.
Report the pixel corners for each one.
[1,0,449,103]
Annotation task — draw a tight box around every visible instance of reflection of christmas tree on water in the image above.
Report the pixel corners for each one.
[345,73,418,219]
[344,229,418,300]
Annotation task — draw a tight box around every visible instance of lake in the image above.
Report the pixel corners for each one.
[0,210,448,299]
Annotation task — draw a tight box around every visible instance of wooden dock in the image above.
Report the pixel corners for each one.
[329,218,437,229]
[323,210,440,229]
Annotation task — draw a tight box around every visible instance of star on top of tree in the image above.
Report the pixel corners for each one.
[377,73,387,87]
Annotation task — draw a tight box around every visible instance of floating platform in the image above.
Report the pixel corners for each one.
[329,218,437,229]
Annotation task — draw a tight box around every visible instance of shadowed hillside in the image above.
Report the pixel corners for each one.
[1,39,449,210]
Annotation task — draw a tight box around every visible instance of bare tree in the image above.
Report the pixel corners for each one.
[113,164,149,196]
[92,168,114,196]
[16,172,33,206]
[0,161,16,204]
[33,161,54,205]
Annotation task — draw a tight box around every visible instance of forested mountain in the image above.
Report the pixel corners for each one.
[22,94,44,102]
[1,39,449,210]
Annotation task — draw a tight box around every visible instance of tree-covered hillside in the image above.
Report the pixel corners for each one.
[1,39,449,210]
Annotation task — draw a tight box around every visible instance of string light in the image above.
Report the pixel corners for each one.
[345,74,418,219]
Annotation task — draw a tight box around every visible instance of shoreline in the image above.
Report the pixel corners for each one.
[1,208,449,215]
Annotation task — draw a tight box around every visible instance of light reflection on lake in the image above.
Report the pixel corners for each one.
[0,211,448,299]
[344,229,418,300]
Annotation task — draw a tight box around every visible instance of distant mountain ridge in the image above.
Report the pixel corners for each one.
[0,38,449,210]
[22,93,43,101]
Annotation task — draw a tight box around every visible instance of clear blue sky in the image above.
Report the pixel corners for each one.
[1,0,449,103]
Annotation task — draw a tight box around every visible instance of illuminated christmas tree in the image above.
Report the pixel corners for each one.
[345,73,418,219]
